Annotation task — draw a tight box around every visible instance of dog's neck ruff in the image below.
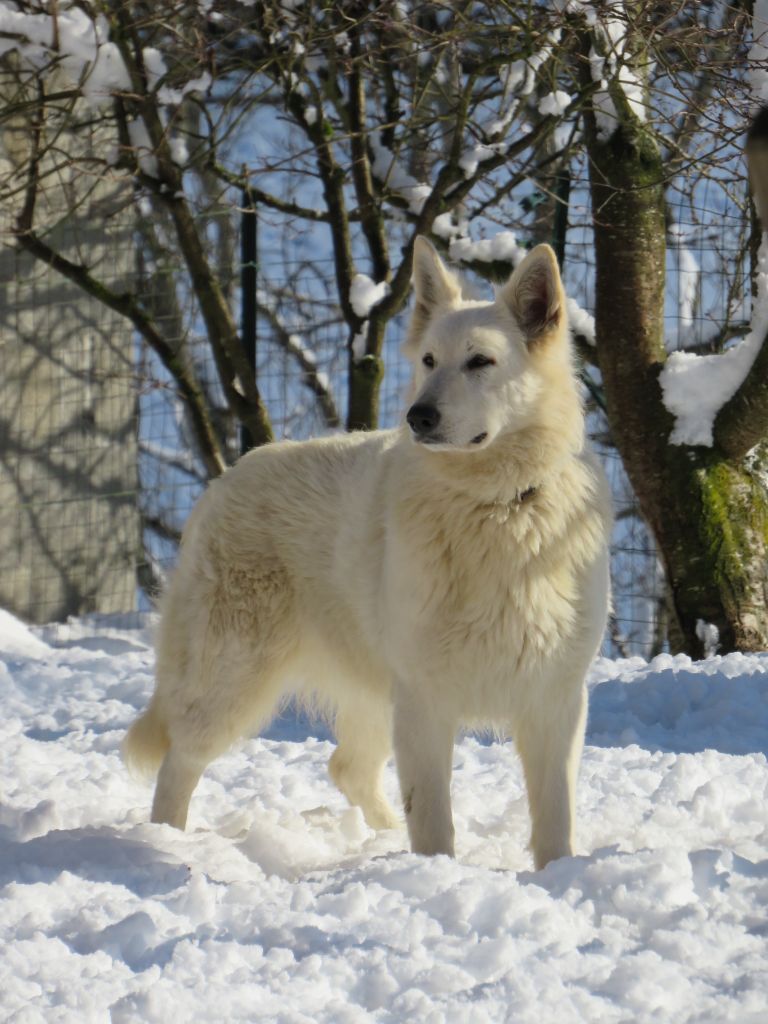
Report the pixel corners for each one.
[483,485,538,523]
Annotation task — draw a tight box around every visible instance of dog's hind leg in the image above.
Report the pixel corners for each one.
[151,746,207,829]
[149,652,288,830]
[150,646,289,830]
[514,683,587,870]
[147,572,298,830]
[329,698,400,830]
[392,682,457,856]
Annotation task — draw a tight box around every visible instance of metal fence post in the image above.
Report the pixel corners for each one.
[240,182,258,456]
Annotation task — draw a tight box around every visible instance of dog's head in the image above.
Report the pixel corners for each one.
[403,238,569,452]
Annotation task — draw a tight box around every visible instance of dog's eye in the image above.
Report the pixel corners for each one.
[466,354,496,371]
[422,353,435,369]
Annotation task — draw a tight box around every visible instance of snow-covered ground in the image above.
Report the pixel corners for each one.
[1,610,767,1023]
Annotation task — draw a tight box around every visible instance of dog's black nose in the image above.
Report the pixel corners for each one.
[407,403,441,434]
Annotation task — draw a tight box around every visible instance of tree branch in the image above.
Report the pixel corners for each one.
[349,26,389,283]
[286,90,361,332]
[713,338,768,460]
[212,161,332,222]
[15,228,227,478]
[257,301,341,429]
[110,9,274,447]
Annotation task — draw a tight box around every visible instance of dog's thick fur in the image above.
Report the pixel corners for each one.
[124,239,611,869]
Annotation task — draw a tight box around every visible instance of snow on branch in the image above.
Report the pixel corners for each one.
[660,238,768,447]
[0,5,130,103]
[448,231,528,267]
[555,0,647,141]
[0,1,210,162]
[11,2,208,102]
[349,274,391,319]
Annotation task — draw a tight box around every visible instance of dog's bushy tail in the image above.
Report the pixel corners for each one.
[122,699,169,779]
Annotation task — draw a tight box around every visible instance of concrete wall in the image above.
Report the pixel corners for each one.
[0,85,139,623]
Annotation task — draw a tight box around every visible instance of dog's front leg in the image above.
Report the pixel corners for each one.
[393,681,456,856]
[515,683,588,870]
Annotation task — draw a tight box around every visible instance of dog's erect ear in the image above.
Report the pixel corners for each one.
[412,236,462,312]
[499,244,563,343]
[404,237,462,357]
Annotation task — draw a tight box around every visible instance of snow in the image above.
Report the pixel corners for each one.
[2,611,768,1021]
[431,212,466,242]
[352,328,368,362]
[159,72,213,107]
[350,275,391,318]
[449,230,528,267]
[458,142,506,180]
[538,90,573,117]
[347,274,387,361]
[168,136,189,168]
[566,296,596,344]
[287,334,316,367]
[696,620,721,659]
[142,47,168,91]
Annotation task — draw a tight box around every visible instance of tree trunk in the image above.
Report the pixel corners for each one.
[347,352,385,432]
[585,99,768,656]
[650,447,768,655]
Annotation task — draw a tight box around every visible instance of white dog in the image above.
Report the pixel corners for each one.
[124,239,611,869]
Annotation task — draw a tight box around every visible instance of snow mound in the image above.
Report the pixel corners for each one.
[0,609,49,659]
[1,616,767,1021]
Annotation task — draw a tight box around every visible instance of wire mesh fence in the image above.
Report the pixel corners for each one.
[0,180,754,658]
[0,180,140,624]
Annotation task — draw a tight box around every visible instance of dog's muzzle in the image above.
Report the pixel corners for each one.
[407,402,441,440]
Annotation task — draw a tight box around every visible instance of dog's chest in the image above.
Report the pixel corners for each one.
[388,493,586,670]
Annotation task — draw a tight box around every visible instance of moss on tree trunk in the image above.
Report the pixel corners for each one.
[654,447,768,655]
[695,452,768,651]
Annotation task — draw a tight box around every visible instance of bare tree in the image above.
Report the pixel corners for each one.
[1,1,767,653]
